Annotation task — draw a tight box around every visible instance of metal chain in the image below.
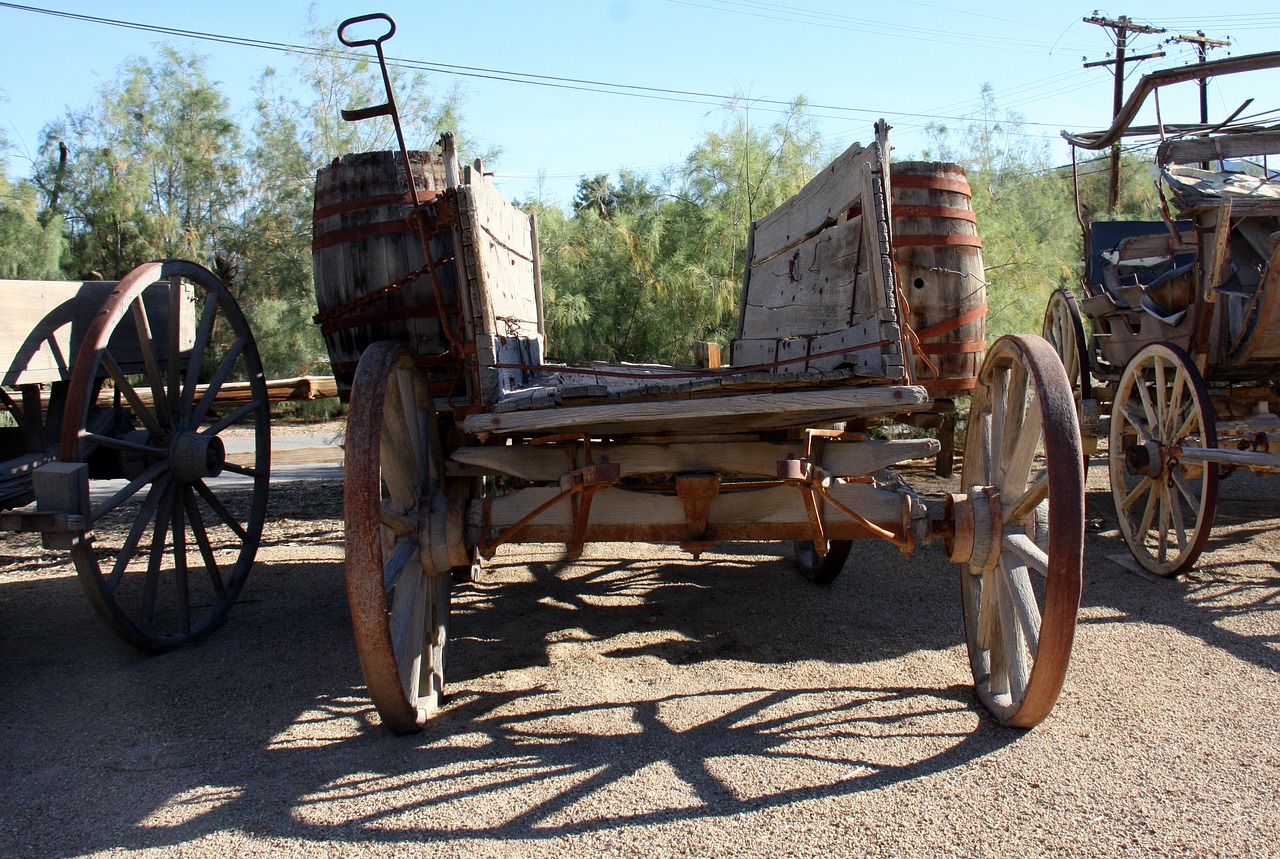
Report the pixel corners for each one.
[312,261,435,325]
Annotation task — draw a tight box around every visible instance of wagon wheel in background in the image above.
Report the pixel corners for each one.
[1042,288,1096,457]
[954,334,1084,728]
[60,260,271,651]
[791,539,853,584]
[345,340,468,734]
[1108,342,1218,577]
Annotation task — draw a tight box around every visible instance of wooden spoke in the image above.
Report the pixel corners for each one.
[60,260,269,651]
[1109,343,1218,577]
[183,487,226,599]
[100,351,167,440]
[106,478,169,593]
[130,294,172,428]
[959,335,1084,729]
[81,431,165,457]
[190,337,247,427]
[344,341,467,734]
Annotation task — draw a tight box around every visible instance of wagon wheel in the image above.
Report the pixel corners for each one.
[345,340,462,734]
[60,260,270,651]
[1042,288,1096,457]
[956,335,1084,728]
[1108,342,1218,577]
[791,539,852,584]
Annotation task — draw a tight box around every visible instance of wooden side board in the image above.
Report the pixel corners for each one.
[0,279,194,386]
[734,129,904,382]
[452,173,544,404]
[462,384,930,437]
[450,437,941,481]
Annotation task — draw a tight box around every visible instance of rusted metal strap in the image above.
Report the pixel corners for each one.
[919,341,987,354]
[892,234,983,249]
[913,304,988,342]
[892,205,977,223]
[317,302,460,336]
[312,191,428,222]
[891,174,972,195]
[312,218,416,252]
[312,261,436,324]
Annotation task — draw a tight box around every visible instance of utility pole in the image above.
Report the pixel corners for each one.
[1168,30,1232,124]
[1083,15,1167,213]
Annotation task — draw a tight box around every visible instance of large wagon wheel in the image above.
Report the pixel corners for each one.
[345,340,461,734]
[954,335,1084,728]
[1108,342,1218,577]
[1041,288,1094,448]
[60,260,270,651]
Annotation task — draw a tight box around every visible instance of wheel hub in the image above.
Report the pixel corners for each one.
[1124,440,1163,477]
[170,431,226,482]
[943,487,1003,572]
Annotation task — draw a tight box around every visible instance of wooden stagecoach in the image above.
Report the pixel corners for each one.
[1043,50,1280,576]
[315,15,1087,733]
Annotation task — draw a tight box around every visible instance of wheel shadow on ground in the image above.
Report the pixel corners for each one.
[1079,472,1280,676]
[0,515,1027,856]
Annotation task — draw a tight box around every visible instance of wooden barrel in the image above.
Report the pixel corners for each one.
[890,161,987,396]
[312,150,458,400]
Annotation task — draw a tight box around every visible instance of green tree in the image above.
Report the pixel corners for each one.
[36,46,242,279]
[0,108,63,279]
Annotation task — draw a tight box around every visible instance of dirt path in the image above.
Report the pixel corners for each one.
[1,464,1277,858]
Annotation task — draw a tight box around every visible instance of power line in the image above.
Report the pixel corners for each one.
[0,1,1087,130]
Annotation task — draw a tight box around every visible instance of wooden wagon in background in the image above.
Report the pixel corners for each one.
[312,13,1087,734]
[1043,50,1280,576]
[0,261,272,650]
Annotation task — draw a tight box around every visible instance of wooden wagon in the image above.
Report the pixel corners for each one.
[314,14,1087,733]
[1044,50,1280,576]
[0,261,272,649]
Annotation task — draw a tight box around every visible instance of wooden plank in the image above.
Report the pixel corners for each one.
[463,385,930,437]
[730,339,777,368]
[750,141,880,264]
[0,280,194,386]
[485,481,905,536]
[1159,130,1280,165]
[740,215,864,339]
[450,437,941,482]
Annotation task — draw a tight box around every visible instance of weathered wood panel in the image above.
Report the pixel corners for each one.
[0,279,193,386]
[450,437,940,482]
[485,481,906,539]
[452,175,543,404]
[1159,130,1280,165]
[739,215,865,339]
[463,385,930,437]
[750,141,881,264]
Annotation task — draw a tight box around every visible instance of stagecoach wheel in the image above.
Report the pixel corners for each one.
[1042,288,1095,457]
[957,335,1084,728]
[791,540,853,584]
[1109,342,1218,577]
[60,260,270,651]
[345,340,453,734]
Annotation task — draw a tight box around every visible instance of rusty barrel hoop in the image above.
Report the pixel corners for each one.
[312,150,456,400]
[890,162,988,397]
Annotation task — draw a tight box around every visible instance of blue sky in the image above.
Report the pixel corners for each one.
[1,1,1278,204]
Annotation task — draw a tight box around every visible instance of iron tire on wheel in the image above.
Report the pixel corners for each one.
[957,334,1085,728]
[1108,342,1218,577]
[60,260,271,652]
[344,340,454,734]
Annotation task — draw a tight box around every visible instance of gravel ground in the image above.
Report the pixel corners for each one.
[1,452,1278,858]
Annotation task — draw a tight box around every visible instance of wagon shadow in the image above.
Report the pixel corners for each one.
[1,509,1021,857]
[1080,480,1280,676]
